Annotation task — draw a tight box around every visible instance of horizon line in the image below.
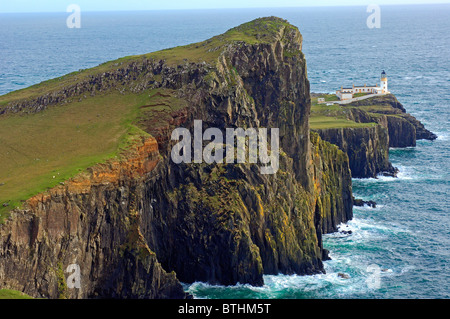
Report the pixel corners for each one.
[1,2,449,14]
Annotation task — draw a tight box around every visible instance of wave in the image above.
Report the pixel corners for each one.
[350,218,410,234]
[389,146,416,151]
[353,203,385,211]
[184,281,272,299]
[352,175,407,184]
[339,219,381,235]
[185,217,410,299]
[400,265,416,275]
[436,132,449,141]
[378,171,413,181]
[325,218,411,248]
[188,271,377,299]
[352,165,415,183]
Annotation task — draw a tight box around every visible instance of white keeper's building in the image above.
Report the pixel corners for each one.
[336,71,389,101]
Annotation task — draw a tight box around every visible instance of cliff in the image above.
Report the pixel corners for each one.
[346,94,437,146]
[310,132,353,234]
[1,137,188,298]
[310,93,436,178]
[313,125,395,178]
[0,17,353,298]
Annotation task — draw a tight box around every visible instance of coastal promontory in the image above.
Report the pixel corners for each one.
[0,17,353,298]
[0,17,434,299]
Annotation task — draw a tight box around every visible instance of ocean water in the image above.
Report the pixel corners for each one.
[1,5,449,299]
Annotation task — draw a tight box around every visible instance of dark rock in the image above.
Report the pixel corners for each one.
[353,198,377,208]
[381,168,398,178]
[400,113,437,141]
[338,273,350,279]
[386,115,416,147]
[322,249,332,261]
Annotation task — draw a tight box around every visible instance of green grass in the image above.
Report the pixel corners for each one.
[344,103,395,113]
[353,92,370,98]
[310,99,377,129]
[0,17,297,223]
[224,17,295,43]
[311,94,339,105]
[311,103,342,112]
[0,88,187,222]
[0,289,34,299]
[121,17,296,65]
[310,116,377,129]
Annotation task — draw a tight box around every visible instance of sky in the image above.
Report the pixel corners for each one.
[1,0,450,13]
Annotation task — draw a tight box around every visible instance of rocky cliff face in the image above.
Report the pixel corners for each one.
[0,137,188,298]
[0,17,353,298]
[385,115,416,147]
[314,125,395,178]
[310,132,353,234]
[347,94,437,147]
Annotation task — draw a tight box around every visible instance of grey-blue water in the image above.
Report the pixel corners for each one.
[1,4,449,299]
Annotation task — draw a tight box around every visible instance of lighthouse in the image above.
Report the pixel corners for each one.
[335,71,390,100]
[380,70,388,94]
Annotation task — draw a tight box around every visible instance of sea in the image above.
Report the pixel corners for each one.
[0,4,449,299]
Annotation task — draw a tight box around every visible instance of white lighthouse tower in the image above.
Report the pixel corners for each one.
[380,70,388,94]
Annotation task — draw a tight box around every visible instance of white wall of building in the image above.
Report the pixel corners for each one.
[336,73,388,100]
[340,92,353,100]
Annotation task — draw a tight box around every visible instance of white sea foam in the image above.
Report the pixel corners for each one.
[369,164,415,181]
[186,217,406,299]
[353,203,385,211]
[400,265,416,274]
[186,280,270,297]
[376,173,412,181]
[263,271,365,296]
[325,218,410,246]
[436,132,449,141]
[389,146,416,151]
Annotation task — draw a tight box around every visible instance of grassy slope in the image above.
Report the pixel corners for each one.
[309,115,376,129]
[0,17,293,107]
[0,289,34,299]
[0,17,295,222]
[310,94,377,130]
[0,92,152,221]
